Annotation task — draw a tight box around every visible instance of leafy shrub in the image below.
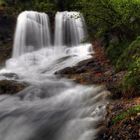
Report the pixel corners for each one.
[122,56,140,96]
[107,36,140,98]
[106,41,129,65]
[116,36,140,71]
[4,0,58,14]
[71,0,140,41]
[34,2,57,13]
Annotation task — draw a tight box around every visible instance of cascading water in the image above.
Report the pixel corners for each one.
[13,11,51,58]
[54,11,87,46]
[0,11,109,140]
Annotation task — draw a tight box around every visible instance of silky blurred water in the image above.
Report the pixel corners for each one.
[0,11,109,140]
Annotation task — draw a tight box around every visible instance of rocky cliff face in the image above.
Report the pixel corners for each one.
[0,11,15,43]
[0,10,16,64]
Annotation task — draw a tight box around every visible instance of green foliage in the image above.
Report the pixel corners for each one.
[70,0,139,39]
[0,0,6,5]
[122,57,140,95]
[106,41,129,65]
[4,0,58,14]
[112,105,140,124]
[33,1,57,13]
[113,37,140,96]
[116,36,140,71]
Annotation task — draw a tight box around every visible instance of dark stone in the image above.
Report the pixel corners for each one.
[0,13,16,64]
[55,58,97,75]
[0,80,28,95]
[0,44,12,64]
[1,73,19,80]
[55,67,76,75]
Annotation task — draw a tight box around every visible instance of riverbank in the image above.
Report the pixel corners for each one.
[56,40,140,139]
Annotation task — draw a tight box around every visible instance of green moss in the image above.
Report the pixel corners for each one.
[112,105,140,124]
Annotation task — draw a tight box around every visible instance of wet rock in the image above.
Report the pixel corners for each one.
[1,73,19,80]
[0,43,12,64]
[77,58,95,66]
[55,58,97,75]
[0,14,16,43]
[55,67,76,74]
[0,12,16,64]
[0,80,28,95]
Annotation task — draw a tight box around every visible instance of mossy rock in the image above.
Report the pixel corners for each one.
[0,80,27,95]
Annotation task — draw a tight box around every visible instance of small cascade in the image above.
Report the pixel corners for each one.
[13,11,51,58]
[54,12,64,46]
[54,11,87,46]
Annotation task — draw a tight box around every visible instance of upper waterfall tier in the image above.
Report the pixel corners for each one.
[13,11,51,57]
[54,11,88,46]
[12,11,88,58]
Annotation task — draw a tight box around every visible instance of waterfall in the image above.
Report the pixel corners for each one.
[0,11,108,140]
[54,11,87,46]
[13,11,51,58]
[13,11,87,58]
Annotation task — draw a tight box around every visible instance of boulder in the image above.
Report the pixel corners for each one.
[0,80,27,95]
